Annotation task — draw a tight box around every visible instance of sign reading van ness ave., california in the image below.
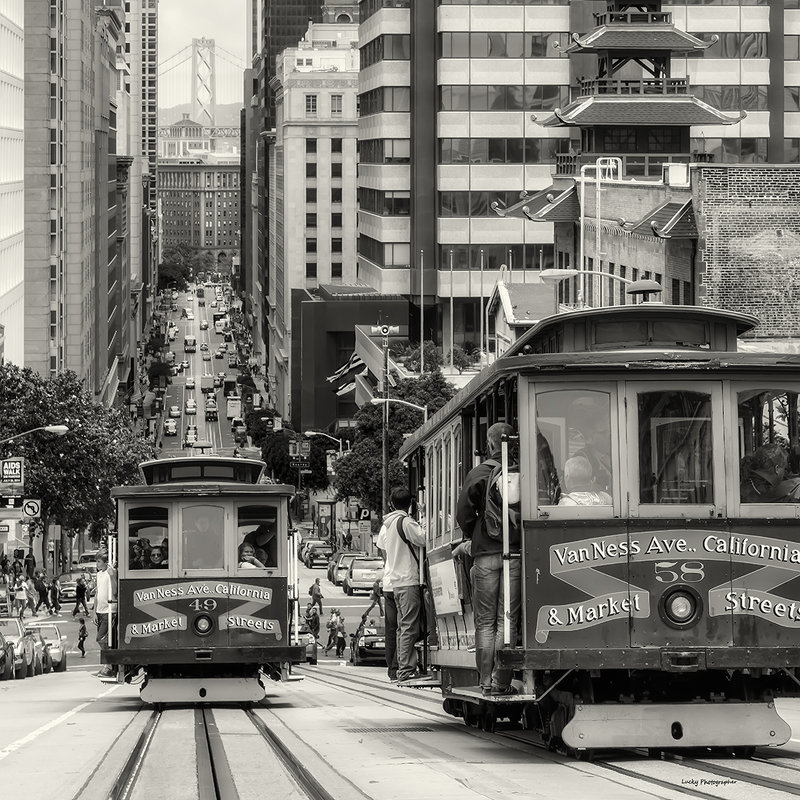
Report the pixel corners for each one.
[536,529,800,643]
[124,581,280,643]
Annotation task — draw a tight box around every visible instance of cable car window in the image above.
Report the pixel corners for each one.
[128,506,169,571]
[181,504,225,570]
[237,505,279,569]
[637,391,713,504]
[737,389,800,503]
[535,390,613,506]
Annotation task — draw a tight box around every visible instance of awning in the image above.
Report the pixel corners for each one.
[326,352,365,383]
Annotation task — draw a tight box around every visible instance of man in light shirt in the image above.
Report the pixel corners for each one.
[95,552,117,677]
[376,487,426,682]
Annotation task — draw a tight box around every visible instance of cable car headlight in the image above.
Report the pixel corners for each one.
[659,586,702,629]
[193,614,214,636]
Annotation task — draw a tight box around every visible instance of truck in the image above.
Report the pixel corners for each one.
[200,374,214,394]
[226,395,242,420]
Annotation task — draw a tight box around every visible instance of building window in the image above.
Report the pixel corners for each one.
[331,188,342,203]
[331,94,343,115]
[306,262,317,278]
[306,138,317,154]
[306,162,317,178]
[332,238,343,253]
[306,239,317,254]
[331,212,342,228]
[331,162,342,178]
[305,95,318,117]
[331,138,342,153]
[306,213,317,228]
[306,188,317,203]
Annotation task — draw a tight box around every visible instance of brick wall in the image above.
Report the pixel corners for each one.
[695,165,800,338]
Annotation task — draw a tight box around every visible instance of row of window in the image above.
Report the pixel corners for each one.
[440,31,570,59]
[359,138,410,164]
[358,187,411,216]
[306,187,343,204]
[359,86,410,116]
[439,190,535,217]
[306,161,343,178]
[358,235,411,269]
[440,84,567,112]
[306,262,344,279]
[306,137,343,154]
[306,212,343,228]
[440,243,555,271]
[687,32,768,59]
[304,93,345,117]
[360,34,410,69]
[360,0,410,23]
[305,238,343,254]
[440,137,564,165]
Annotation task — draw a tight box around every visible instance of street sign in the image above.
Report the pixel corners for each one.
[0,497,22,510]
[300,440,311,457]
[300,469,312,475]
[358,520,371,538]
[0,524,10,533]
[289,459,309,468]
[0,458,24,495]
[22,498,41,519]
[288,441,298,457]
[356,506,371,521]
[273,416,283,432]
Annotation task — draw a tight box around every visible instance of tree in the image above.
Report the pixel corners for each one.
[405,340,443,373]
[448,345,476,374]
[260,431,329,492]
[0,364,155,572]
[332,371,457,514]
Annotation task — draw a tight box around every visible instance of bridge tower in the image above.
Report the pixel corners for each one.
[191,37,216,127]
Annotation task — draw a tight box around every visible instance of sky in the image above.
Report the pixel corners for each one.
[157,0,248,109]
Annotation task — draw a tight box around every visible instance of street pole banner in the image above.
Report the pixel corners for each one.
[0,458,25,495]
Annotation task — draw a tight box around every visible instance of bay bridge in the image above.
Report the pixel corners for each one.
[158,37,246,133]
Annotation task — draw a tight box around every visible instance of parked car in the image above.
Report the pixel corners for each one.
[305,543,334,569]
[164,419,178,436]
[168,405,181,418]
[0,630,14,680]
[327,551,368,586]
[0,617,36,679]
[28,623,67,673]
[343,557,385,596]
[350,617,386,667]
[298,538,327,561]
[29,630,51,674]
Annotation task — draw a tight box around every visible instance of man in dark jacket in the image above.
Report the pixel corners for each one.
[454,422,521,696]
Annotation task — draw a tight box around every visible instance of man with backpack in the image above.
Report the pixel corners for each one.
[376,487,426,682]
[455,422,521,697]
[308,578,324,614]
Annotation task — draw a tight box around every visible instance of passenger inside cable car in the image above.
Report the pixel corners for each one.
[238,506,279,569]
[128,508,169,570]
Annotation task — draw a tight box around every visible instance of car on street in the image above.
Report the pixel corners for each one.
[170,303,178,312]
[187,312,195,320]
[186,377,195,390]
[305,543,334,569]
[205,402,218,421]
[181,360,190,370]
[214,350,224,359]
[28,623,68,672]
[185,398,197,415]
[200,342,209,351]
[0,617,36,678]
[0,630,14,680]
[327,551,368,586]
[168,405,181,418]
[184,425,198,447]
[218,342,228,352]
[298,538,327,561]
[227,354,238,368]
[213,375,222,388]
[291,619,318,665]
[29,629,52,674]
[168,331,176,341]
[211,300,217,308]
[203,353,211,361]
[59,571,95,601]
[163,419,178,436]
[343,557,385,596]
[200,320,208,330]
[350,617,386,667]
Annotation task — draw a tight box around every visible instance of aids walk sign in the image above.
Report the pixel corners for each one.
[0,458,24,496]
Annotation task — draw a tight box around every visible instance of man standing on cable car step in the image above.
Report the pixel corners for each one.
[95,553,118,678]
[454,422,521,697]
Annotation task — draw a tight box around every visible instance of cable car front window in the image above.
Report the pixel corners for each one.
[737,389,800,504]
[535,389,613,507]
[128,506,169,571]
[181,504,225,570]
[637,391,713,504]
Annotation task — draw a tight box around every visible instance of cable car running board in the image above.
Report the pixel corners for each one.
[562,701,791,750]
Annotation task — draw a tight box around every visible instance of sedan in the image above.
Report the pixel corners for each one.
[200,321,209,330]
[203,353,211,361]
[0,631,14,681]
[181,360,189,370]
[168,405,181,418]
[200,342,209,351]
[214,351,224,359]
[187,312,195,321]
[211,301,218,308]
[185,399,197,415]
[0,617,35,679]
[28,623,67,671]
[163,419,178,436]
[186,377,195,390]
[350,617,386,667]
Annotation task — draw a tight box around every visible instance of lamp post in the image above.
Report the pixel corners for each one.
[304,430,350,456]
[538,268,663,312]
[370,397,429,424]
[0,425,70,448]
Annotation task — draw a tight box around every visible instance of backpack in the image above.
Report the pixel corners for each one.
[308,586,313,596]
[483,458,521,541]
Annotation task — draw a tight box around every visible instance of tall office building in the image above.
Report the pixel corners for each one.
[267,12,360,420]
[0,1,24,365]
[358,0,800,352]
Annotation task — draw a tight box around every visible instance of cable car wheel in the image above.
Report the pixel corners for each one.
[461,700,478,727]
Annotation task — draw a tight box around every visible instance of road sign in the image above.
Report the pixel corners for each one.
[288,441,298,457]
[289,459,309,469]
[358,520,371,538]
[0,458,24,495]
[0,497,22,510]
[300,440,311,457]
[300,469,312,475]
[22,498,41,519]
[356,506,371,521]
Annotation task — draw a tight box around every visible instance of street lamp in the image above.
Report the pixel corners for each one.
[538,268,663,311]
[369,398,429,424]
[304,430,350,455]
[0,425,70,447]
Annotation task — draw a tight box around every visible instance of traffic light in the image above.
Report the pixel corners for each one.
[263,417,274,433]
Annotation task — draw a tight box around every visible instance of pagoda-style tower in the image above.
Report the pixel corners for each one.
[543,1,744,179]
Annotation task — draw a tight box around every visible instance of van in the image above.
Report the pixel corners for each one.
[79,550,98,565]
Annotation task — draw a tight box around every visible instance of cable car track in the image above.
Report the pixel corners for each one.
[91,704,338,800]
[300,665,800,798]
